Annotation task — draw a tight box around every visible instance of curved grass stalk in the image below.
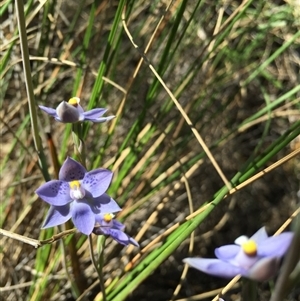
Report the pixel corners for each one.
[15,0,49,181]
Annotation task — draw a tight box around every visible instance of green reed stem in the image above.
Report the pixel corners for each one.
[15,0,49,181]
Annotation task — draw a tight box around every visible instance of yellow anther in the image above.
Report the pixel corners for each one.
[103,213,114,222]
[242,240,257,256]
[68,97,80,106]
[69,180,81,189]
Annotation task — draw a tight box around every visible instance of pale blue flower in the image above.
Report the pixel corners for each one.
[184,227,293,281]
[39,97,114,123]
[36,157,121,235]
[93,213,139,247]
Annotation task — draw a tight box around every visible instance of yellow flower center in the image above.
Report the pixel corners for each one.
[69,180,85,199]
[103,213,114,222]
[242,239,257,256]
[69,180,81,189]
[68,97,80,107]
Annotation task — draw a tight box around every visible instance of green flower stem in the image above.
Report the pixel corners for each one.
[15,0,49,181]
[88,235,107,301]
[72,123,86,166]
[60,238,81,298]
[242,278,257,301]
[98,236,107,301]
[72,122,107,298]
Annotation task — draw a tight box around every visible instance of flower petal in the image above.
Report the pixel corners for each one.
[39,105,57,117]
[77,104,85,114]
[128,237,139,247]
[258,232,294,258]
[59,157,87,181]
[56,101,82,123]
[82,108,107,118]
[251,227,268,243]
[183,258,245,278]
[234,235,249,246]
[84,116,115,123]
[82,169,113,198]
[247,256,280,281]
[215,244,240,261]
[36,180,70,206]
[106,228,139,247]
[83,108,115,123]
[112,219,125,231]
[42,205,71,228]
[92,193,121,214]
[71,202,95,235]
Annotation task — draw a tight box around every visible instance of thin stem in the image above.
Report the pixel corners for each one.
[0,227,77,248]
[242,278,257,301]
[88,235,107,301]
[15,0,50,181]
[60,238,80,298]
[72,123,86,166]
[99,236,107,301]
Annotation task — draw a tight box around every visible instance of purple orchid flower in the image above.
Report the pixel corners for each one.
[36,157,121,235]
[92,213,139,247]
[183,227,293,281]
[39,97,115,123]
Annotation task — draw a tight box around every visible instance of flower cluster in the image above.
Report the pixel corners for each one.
[36,99,137,247]
[183,227,293,281]
[36,157,138,245]
[36,157,118,234]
